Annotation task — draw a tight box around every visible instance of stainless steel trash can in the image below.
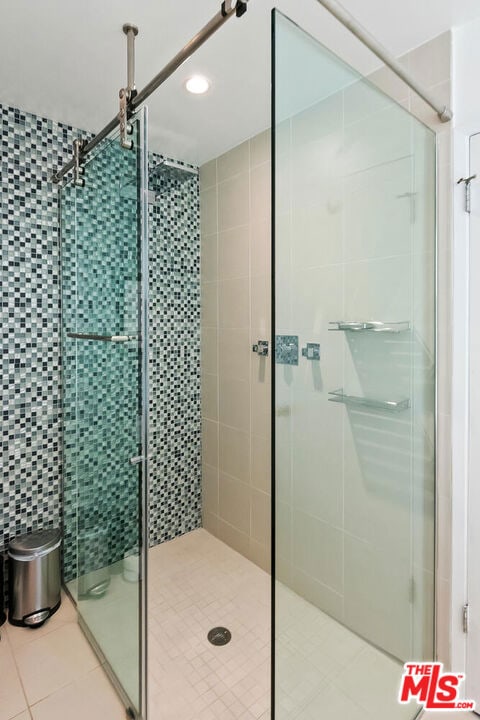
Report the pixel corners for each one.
[8,529,61,628]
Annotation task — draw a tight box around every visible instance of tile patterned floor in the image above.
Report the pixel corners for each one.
[276,584,410,720]
[276,585,478,720]
[148,529,271,720]
[1,528,476,720]
[0,590,124,720]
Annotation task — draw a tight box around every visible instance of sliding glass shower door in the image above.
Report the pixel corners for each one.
[273,11,436,720]
[60,110,148,719]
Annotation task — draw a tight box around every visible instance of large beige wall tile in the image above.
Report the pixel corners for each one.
[201,327,217,375]
[369,65,409,105]
[248,539,271,573]
[343,78,393,126]
[292,570,344,624]
[250,219,270,278]
[218,172,250,232]
[291,93,342,146]
[344,534,412,660]
[250,128,272,168]
[202,419,218,468]
[203,463,219,516]
[217,519,250,557]
[251,489,271,546]
[405,31,451,88]
[218,474,251,537]
[200,186,218,236]
[251,434,270,494]
[199,158,217,190]
[219,277,249,329]
[218,225,249,280]
[343,104,411,173]
[250,162,270,224]
[251,275,270,334]
[201,233,217,282]
[219,424,250,484]
[276,500,292,572]
[201,282,217,328]
[201,372,218,421]
[218,328,250,381]
[409,80,451,132]
[291,202,342,270]
[200,128,272,571]
[293,511,343,595]
[251,361,270,440]
[250,129,271,167]
[218,140,249,182]
[219,377,250,431]
[203,510,219,536]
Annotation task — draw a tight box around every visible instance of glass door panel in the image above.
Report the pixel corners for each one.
[273,11,435,720]
[60,109,148,718]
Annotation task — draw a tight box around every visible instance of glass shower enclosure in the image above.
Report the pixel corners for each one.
[273,11,436,720]
[60,110,149,719]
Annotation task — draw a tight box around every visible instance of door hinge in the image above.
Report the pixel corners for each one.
[463,603,469,634]
[457,175,477,214]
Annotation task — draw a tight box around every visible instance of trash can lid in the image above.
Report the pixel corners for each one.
[8,529,62,558]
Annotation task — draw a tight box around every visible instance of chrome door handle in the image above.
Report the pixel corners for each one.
[129,455,152,465]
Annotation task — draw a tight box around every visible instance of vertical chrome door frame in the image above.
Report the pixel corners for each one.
[270,10,276,720]
[139,105,150,720]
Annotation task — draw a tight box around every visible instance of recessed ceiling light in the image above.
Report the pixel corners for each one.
[185,75,211,95]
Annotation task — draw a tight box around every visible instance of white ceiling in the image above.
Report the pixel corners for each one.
[1,0,480,166]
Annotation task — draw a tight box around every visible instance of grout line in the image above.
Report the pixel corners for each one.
[4,626,33,718]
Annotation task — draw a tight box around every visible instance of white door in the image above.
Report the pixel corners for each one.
[466,132,480,706]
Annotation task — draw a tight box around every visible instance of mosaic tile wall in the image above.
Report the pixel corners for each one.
[60,129,143,582]
[1,104,73,601]
[0,101,201,602]
[148,163,202,544]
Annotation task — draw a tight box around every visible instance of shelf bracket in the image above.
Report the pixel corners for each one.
[328,389,410,413]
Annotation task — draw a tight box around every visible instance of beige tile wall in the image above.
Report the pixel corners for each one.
[199,31,452,664]
[275,66,438,662]
[200,131,271,573]
[371,31,453,666]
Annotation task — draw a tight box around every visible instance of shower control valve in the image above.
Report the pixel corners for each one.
[302,343,320,361]
[252,340,269,357]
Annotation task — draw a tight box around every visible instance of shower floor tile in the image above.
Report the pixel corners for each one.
[2,538,478,720]
[148,530,462,720]
[147,528,271,720]
[275,583,478,720]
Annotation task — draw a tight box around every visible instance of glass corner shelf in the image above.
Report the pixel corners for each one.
[328,321,410,333]
[328,389,411,413]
